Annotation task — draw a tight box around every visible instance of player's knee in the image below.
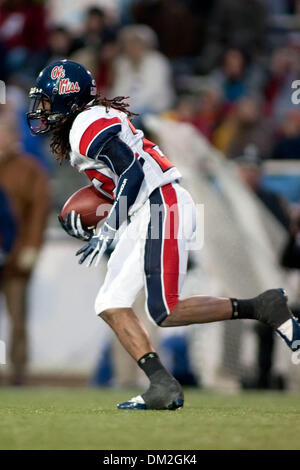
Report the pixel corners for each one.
[99,308,132,328]
[159,315,174,327]
[155,313,178,327]
[94,294,118,323]
[157,304,181,327]
[146,303,165,327]
[99,308,116,325]
[147,299,180,327]
[147,307,173,327]
[157,319,168,327]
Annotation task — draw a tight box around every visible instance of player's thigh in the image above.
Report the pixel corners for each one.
[144,183,196,325]
[95,202,150,315]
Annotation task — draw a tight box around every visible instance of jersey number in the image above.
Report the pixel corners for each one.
[128,120,173,172]
[142,138,173,172]
[85,169,115,200]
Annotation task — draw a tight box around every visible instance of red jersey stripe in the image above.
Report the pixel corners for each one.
[85,169,115,200]
[79,117,121,155]
[161,184,180,313]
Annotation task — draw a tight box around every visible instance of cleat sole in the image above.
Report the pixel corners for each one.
[117,401,147,410]
[117,397,184,411]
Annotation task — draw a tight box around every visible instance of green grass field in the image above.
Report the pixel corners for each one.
[0,387,299,450]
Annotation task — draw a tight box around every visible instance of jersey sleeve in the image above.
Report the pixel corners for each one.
[96,136,145,231]
[84,168,117,201]
[70,107,122,158]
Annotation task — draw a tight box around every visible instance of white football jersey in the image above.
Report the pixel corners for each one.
[69,105,181,215]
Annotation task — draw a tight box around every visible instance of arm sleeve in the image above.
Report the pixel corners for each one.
[97,135,145,231]
[78,116,122,158]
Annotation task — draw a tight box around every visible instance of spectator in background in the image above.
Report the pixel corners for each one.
[236,146,291,228]
[110,25,175,123]
[212,0,267,57]
[73,6,118,51]
[132,0,198,59]
[210,48,264,106]
[263,47,292,118]
[0,187,17,279]
[44,26,74,65]
[199,0,267,72]
[213,96,273,159]
[272,111,300,159]
[163,86,223,142]
[188,86,223,141]
[0,119,50,386]
[267,34,300,123]
[236,146,290,389]
[71,6,118,94]
[163,95,196,126]
[0,0,48,78]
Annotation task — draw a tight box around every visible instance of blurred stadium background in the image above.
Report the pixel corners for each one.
[1,0,300,395]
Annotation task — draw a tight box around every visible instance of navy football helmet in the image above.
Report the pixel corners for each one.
[27,60,97,135]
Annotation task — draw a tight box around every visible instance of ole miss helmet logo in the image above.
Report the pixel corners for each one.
[51,65,80,95]
[51,65,65,79]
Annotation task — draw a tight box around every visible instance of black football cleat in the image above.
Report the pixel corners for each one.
[253,288,300,351]
[252,288,289,329]
[117,375,184,410]
[117,395,147,410]
[117,395,184,410]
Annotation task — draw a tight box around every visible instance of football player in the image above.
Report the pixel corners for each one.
[28,60,300,410]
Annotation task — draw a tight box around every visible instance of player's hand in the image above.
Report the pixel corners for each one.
[58,210,93,241]
[75,223,115,267]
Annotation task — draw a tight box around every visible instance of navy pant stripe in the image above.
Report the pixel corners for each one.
[144,188,168,324]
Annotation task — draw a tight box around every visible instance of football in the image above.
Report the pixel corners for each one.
[60,185,113,228]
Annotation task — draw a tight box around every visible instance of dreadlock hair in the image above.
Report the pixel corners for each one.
[50,95,138,163]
